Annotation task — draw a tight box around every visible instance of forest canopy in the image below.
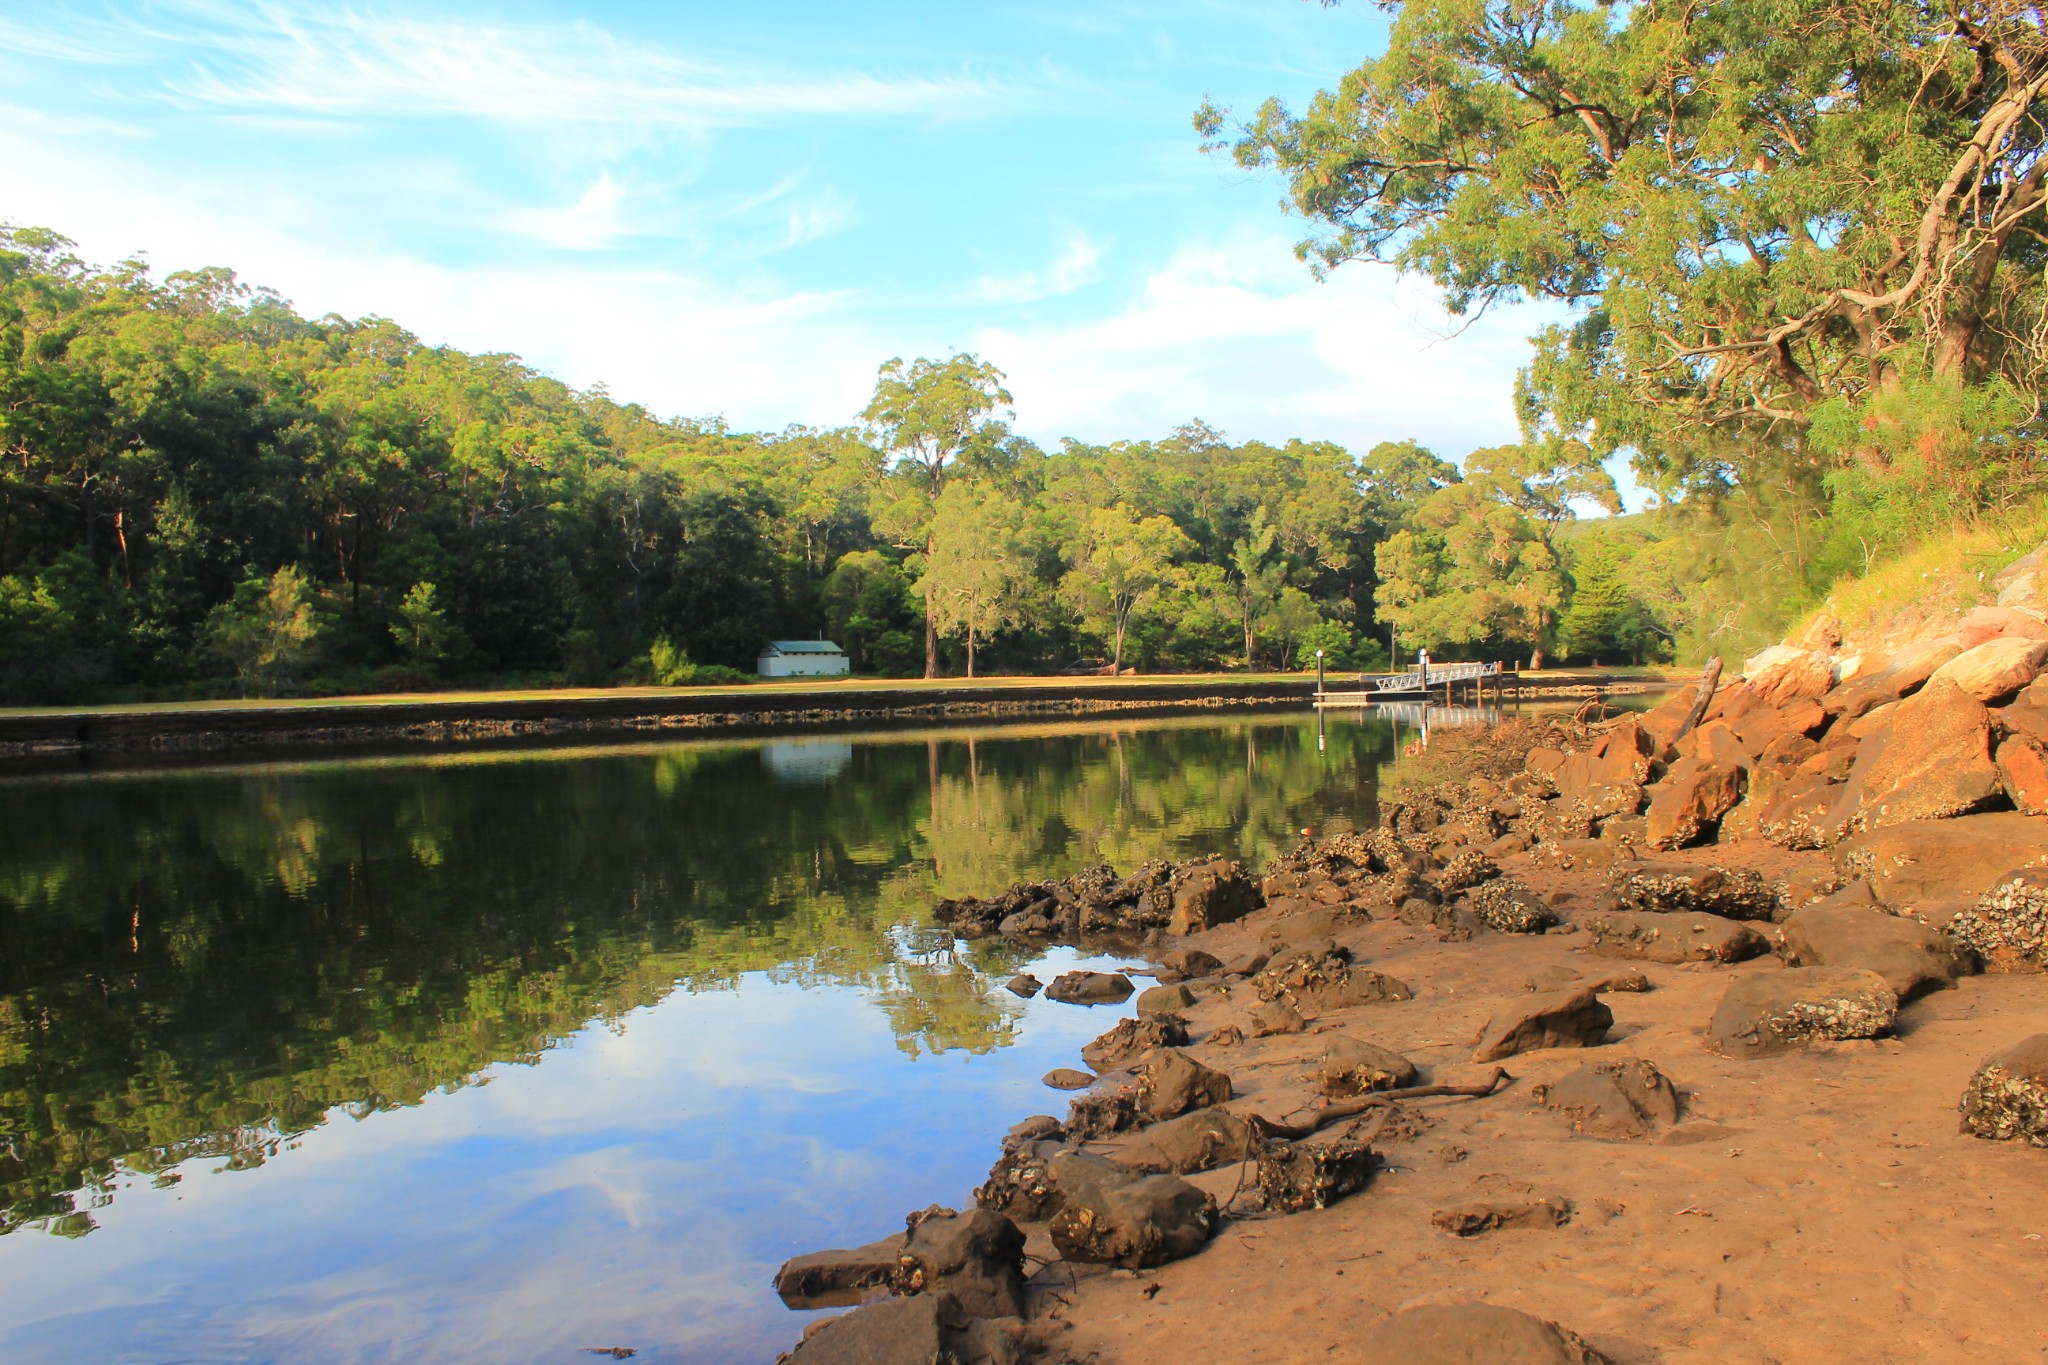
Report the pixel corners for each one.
[0,224,1645,703]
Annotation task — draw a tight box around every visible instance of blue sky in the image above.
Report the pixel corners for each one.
[1,1,1564,460]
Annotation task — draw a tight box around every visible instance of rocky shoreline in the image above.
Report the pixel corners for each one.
[770,546,2048,1365]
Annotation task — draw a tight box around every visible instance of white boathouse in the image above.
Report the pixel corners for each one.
[757,639,852,678]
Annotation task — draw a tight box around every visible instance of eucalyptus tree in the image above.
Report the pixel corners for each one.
[919,482,1030,677]
[1200,0,2048,500]
[1059,503,1194,671]
[862,354,1014,676]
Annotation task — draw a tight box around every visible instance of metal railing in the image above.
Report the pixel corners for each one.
[1366,659,1502,693]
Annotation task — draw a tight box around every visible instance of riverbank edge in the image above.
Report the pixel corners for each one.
[0,673,1674,758]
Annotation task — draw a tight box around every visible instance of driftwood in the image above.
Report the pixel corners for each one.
[1246,1067,1508,1142]
[1670,656,1723,744]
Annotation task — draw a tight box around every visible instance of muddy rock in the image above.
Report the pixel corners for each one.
[1001,1116,1062,1150]
[1997,735,2048,814]
[1135,982,1195,1015]
[778,1291,1020,1365]
[1317,1036,1420,1096]
[1473,987,1613,1061]
[1524,964,1651,994]
[1138,1049,1231,1121]
[1080,1013,1189,1072]
[893,1206,1028,1320]
[1432,1196,1573,1236]
[1644,760,1747,849]
[1160,947,1224,978]
[1928,637,2048,702]
[1254,1136,1379,1213]
[1610,861,1779,920]
[1064,1088,1142,1139]
[1945,870,2048,970]
[774,1233,907,1308]
[1780,904,1969,1000]
[1168,856,1264,934]
[1245,997,1307,1036]
[1107,1108,1256,1175]
[1043,970,1134,1005]
[1581,909,1769,964]
[1003,974,1041,998]
[1958,1034,2048,1146]
[975,1142,1103,1222]
[1706,967,1899,1057]
[1833,812,2048,901]
[1253,944,1414,1011]
[1047,1165,1218,1269]
[1042,1068,1095,1090]
[1539,1059,1681,1139]
[1356,1302,1612,1365]
[1470,877,1559,934]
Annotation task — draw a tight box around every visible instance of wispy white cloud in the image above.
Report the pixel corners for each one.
[973,232,1107,304]
[110,1,1029,130]
[500,171,629,251]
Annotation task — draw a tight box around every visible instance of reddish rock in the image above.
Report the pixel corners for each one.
[1792,612,1844,653]
[1998,735,2048,816]
[1820,640,1963,719]
[1833,680,2001,834]
[1581,909,1769,963]
[1958,1034,2048,1145]
[1540,1058,1682,1138]
[1928,638,2048,702]
[1756,774,1844,849]
[1644,759,1745,848]
[1706,967,1899,1058]
[1692,721,1755,769]
[1743,646,1835,705]
[1779,904,1969,1001]
[1958,604,2048,649]
[1167,856,1263,934]
[1832,812,2048,901]
[1996,677,2048,745]
[1473,987,1613,1061]
[1758,731,1821,772]
[1734,697,1826,752]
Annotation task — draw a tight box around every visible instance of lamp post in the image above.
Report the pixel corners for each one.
[1315,647,1325,697]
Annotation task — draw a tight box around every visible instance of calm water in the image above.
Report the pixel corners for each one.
[0,710,1410,1363]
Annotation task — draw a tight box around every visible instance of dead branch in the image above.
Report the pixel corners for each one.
[1670,655,1723,744]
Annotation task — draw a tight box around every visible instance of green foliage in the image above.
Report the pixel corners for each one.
[390,581,459,670]
[203,565,322,696]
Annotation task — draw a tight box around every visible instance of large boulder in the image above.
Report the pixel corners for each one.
[1831,680,2002,833]
[1779,904,1968,1001]
[1317,1036,1420,1096]
[1167,856,1263,934]
[1959,604,2048,649]
[1706,968,1899,1057]
[1548,720,1653,793]
[1997,735,2048,815]
[1540,1058,1681,1139]
[1357,1303,1612,1365]
[1944,870,2048,971]
[1137,1049,1231,1120]
[1820,639,1963,720]
[1734,697,1827,753]
[893,1206,1028,1320]
[1756,774,1845,849]
[1744,645,1836,705]
[1833,812,2048,901]
[1999,676,2048,745]
[1610,861,1778,920]
[1043,970,1134,1005]
[1928,637,2048,702]
[1958,1034,2048,1146]
[1644,760,1745,848]
[1473,987,1613,1061]
[1581,909,1769,964]
[1134,982,1195,1015]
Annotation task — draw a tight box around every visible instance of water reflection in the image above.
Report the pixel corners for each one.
[0,712,1395,1361]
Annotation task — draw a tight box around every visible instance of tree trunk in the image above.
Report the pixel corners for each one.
[966,625,976,678]
[1113,615,1126,672]
[1528,645,1546,670]
[924,531,939,678]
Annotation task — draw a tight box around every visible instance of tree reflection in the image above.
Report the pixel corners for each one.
[0,714,1391,1234]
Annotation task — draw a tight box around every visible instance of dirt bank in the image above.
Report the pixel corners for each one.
[772,552,2048,1364]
